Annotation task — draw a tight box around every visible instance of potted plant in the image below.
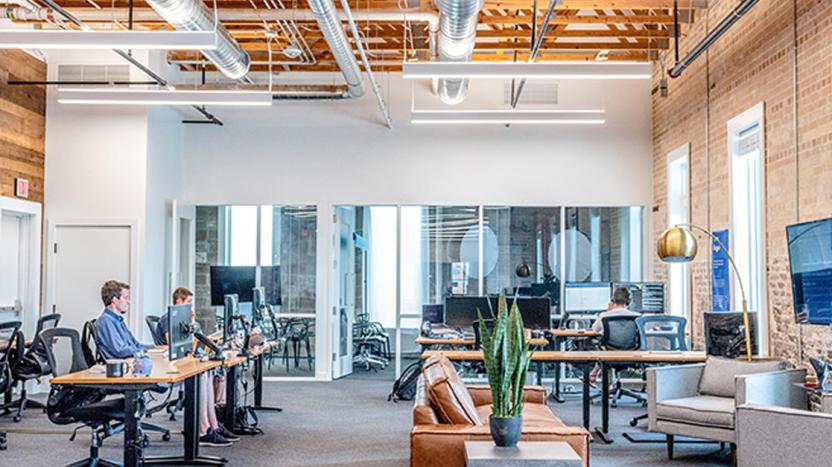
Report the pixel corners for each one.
[477,292,533,447]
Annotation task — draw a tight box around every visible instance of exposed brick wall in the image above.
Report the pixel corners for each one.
[652,0,831,367]
[0,51,45,203]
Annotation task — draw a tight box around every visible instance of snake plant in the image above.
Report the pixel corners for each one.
[477,292,533,418]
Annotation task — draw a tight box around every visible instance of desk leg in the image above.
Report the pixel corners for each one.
[552,337,564,403]
[224,364,238,432]
[536,360,543,386]
[123,389,142,467]
[594,363,614,444]
[252,353,282,412]
[144,374,227,466]
[581,366,590,431]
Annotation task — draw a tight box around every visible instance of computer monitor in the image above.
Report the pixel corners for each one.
[612,282,666,313]
[704,311,758,358]
[445,296,491,330]
[238,302,253,324]
[210,266,256,306]
[168,303,193,361]
[422,304,445,324]
[223,294,239,345]
[489,296,551,330]
[564,282,612,313]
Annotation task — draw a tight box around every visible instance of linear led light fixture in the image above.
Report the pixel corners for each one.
[57,88,273,106]
[0,30,219,50]
[410,110,605,125]
[402,62,651,80]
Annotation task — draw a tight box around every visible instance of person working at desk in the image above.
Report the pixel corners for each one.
[158,287,238,446]
[591,287,641,335]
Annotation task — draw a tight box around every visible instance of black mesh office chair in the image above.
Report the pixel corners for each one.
[9,313,61,422]
[600,315,646,407]
[83,319,172,442]
[42,327,125,467]
[0,320,23,450]
[145,315,167,347]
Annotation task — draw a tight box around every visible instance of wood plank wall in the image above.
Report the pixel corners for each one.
[0,50,46,204]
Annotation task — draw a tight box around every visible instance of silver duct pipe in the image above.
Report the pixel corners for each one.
[306,0,364,97]
[435,0,483,105]
[144,0,250,80]
[2,5,54,21]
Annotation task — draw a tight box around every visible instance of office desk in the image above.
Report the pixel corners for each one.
[415,337,548,347]
[222,341,281,434]
[547,330,597,402]
[421,349,707,440]
[51,353,223,466]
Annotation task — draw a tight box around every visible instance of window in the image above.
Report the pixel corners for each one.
[667,144,690,317]
[728,103,767,354]
[564,207,643,284]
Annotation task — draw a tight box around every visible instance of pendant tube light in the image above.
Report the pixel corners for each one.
[57,88,273,106]
[0,30,219,50]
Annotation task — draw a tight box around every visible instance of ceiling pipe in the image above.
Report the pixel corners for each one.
[143,0,250,80]
[435,0,483,105]
[306,0,364,97]
[668,0,758,78]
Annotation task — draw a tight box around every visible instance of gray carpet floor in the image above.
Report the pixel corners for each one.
[0,367,729,466]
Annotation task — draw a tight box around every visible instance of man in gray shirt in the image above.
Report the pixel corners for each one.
[592,287,641,335]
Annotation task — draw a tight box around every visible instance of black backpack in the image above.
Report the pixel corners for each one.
[388,361,422,402]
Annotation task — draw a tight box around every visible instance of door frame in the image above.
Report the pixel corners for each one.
[46,218,141,333]
[0,196,42,335]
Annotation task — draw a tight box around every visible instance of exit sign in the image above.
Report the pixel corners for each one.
[15,178,29,198]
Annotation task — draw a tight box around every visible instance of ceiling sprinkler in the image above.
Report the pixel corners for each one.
[282,43,303,59]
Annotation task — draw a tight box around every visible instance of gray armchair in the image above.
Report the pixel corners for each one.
[647,358,806,459]
[737,404,832,467]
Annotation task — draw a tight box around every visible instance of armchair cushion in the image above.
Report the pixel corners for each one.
[656,395,735,429]
[422,355,482,426]
[699,358,785,398]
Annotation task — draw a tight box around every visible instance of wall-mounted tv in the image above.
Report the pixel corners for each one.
[787,217,832,325]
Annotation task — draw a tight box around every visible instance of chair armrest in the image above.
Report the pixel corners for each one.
[647,364,704,431]
[735,369,807,409]
[467,384,548,406]
[737,404,832,467]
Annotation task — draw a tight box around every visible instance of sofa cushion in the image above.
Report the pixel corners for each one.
[656,395,736,429]
[475,402,565,429]
[699,357,785,398]
[422,355,482,426]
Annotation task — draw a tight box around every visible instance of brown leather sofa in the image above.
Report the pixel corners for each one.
[410,355,590,467]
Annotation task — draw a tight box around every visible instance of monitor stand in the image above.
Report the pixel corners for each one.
[165,361,181,375]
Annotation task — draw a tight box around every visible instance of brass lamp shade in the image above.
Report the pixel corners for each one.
[657,226,698,263]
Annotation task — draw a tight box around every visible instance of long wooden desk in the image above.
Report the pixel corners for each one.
[415,337,549,347]
[421,349,708,441]
[52,352,224,466]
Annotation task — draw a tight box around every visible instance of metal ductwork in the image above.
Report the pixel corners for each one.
[435,0,483,105]
[306,0,364,98]
[144,0,250,80]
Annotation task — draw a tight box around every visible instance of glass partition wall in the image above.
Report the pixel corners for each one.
[195,205,317,378]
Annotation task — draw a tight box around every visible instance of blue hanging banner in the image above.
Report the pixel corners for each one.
[711,229,731,311]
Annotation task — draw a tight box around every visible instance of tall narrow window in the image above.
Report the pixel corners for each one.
[667,144,690,317]
[729,103,767,354]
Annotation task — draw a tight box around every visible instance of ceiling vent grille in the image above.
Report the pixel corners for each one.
[504,82,557,105]
[57,64,130,86]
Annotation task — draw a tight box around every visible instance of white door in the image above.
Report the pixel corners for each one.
[332,207,355,379]
[52,225,132,333]
[0,212,23,323]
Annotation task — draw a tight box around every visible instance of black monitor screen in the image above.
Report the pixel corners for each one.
[168,304,193,361]
[612,282,666,313]
[422,304,445,324]
[260,265,282,306]
[489,297,551,330]
[223,294,239,345]
[210,266,256,306]
[787,217,832,325]
[445,297,491,330]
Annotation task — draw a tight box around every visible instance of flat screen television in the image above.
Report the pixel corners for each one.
[210,266,256,306]
[787,217,832,325]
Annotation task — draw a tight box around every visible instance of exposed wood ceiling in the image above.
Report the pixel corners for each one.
[28,0,706,74]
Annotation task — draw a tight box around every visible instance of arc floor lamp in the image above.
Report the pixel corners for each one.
[656,224,753,361]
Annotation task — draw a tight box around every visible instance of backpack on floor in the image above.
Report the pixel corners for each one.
[388,361,422,402]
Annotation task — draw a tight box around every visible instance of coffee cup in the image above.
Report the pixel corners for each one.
[106,360,129,378]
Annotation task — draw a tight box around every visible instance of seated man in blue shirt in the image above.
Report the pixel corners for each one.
[94,280,154,359]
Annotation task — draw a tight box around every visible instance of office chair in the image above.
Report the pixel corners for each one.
[600,315,645,407]
[145,315,167,347]
[352,314,389,372]
[9,313,61,422]
[629,315,688,427]
[472,319,495,350]
[82,319,172,442]
[41,327,126,467]
[0,321,23,450]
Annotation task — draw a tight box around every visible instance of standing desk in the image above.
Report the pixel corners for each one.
[547,329,597,402]
[51,353,224,466]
